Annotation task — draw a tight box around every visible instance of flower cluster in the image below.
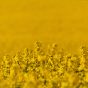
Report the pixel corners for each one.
[0,42,88,88]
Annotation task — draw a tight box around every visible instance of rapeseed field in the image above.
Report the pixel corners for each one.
[0,0,88,54]
[0,0,88,88]
[0,42,88,88]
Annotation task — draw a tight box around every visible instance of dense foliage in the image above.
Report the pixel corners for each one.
[0,42,88,88]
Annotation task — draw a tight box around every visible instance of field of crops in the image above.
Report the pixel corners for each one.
[0,0,88,55]
[0,42,88,88]
[1,0,88,88]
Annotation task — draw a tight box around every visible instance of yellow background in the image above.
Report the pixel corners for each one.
[0,0,88,55]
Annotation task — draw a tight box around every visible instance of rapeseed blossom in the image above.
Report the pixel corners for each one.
[0,42,88,88]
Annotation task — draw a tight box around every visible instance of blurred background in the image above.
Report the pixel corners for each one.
[0,0,88,55]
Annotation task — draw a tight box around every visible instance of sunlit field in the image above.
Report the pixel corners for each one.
[0,0,88,88]
[0,0,88,54]
[0,42,88,88]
